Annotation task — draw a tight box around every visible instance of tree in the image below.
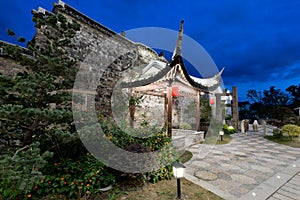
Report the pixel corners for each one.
[247,86,289,106]
[0,13,82,158]
[247,86,290,119]
[286,84,300,108]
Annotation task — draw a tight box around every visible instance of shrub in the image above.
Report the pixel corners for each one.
[100,118,177,183]
[281,124,300,139]
[272,128,283,138]
[179,123,192,130]
[31,153,116,199]
[283,116,300,126]
[223,125,236,135]
[225,115,232,120]
[146,164,173,183]
[0,143,53,200]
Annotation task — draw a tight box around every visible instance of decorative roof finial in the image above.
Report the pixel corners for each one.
[172,20,184,59]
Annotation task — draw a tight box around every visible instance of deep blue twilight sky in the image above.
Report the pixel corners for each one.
[1,0,300,101]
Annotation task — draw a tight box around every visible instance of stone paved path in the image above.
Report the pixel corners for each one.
[267,171,300,200]
[184,129,300,200]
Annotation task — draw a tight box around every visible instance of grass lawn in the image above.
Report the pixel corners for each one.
[97,178,223,200]
[42,169,222,200]
[39,176,223,200]
[179,150,193,163]
[264,136,300,148]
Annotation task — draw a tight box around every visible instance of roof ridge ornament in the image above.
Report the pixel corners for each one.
[58,0,66,7]
[172,20,184,59]
[38,7,47,14]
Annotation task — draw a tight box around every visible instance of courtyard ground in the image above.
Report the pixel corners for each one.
[185,125,300,199]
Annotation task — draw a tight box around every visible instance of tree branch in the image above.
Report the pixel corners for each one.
[12,145,30,159]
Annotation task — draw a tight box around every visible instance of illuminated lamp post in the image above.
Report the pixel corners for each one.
[173,162,185,199]
[219,130,224,141]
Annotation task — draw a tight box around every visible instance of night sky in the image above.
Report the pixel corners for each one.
[1,0,300,101]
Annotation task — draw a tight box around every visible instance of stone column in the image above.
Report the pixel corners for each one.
[196,91,201,132]
[262,120,267,135]
[167,86,172,138]
[215,93,223,123]
[231,86,239,130]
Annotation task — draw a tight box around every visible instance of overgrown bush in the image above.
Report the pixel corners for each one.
[281,124,300,139]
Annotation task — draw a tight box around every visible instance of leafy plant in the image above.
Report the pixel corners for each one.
[222,124,236,135]
[100,118,177,183]
[272,128,283,138]
[179,122,192,130]
[30,153,115,199]
[225,115,232,120]
[0,143,52,199]
[282,124,300,140]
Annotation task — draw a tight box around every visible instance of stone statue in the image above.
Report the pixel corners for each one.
[241,120,245,133]
[253,120,259,132]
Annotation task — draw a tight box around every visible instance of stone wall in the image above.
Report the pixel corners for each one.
[135,95,165,127]
[0,41,32,76]
[0,56,24,76]
[51,3,159,116]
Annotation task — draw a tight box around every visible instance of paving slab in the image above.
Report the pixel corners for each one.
[184,127,300,200]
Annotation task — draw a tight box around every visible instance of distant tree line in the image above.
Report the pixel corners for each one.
[244,85,300,125]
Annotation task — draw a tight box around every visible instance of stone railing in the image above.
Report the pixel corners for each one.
[172,129,204,151]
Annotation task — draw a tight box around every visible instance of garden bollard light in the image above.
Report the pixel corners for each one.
[172,162,185,199]
[219,130,224,141]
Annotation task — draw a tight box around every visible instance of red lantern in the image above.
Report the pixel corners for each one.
[172,86,179,97]
[210,97,215,105]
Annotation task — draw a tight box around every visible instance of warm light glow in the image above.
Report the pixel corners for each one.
[172,86,179,97]
[219,131,224,136]
[173,163,185,178]
[210,97,215,105]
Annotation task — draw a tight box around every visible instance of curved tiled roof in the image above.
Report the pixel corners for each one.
[121,54,223,93]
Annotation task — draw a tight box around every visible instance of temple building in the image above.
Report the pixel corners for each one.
[120,20,224,137]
